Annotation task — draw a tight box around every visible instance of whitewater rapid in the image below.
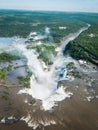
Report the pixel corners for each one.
[14,24,90,110]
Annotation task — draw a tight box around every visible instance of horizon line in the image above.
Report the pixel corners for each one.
[0,8,98,14]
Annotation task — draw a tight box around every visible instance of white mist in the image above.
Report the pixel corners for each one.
[15,25,89,110]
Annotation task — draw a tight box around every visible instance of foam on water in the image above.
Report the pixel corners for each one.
[21,114,56,129]
[14,40,57,99]
[15,41,66,100]
[42,86,73,111]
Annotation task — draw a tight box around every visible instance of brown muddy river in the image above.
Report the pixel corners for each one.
[0,72,98,130]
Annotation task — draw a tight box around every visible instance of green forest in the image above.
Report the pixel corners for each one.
[0,10,98,65]
[65,24,98,65]
[0,10,86,43]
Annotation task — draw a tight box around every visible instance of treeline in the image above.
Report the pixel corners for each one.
[64,24,98,66]
[0,10,86,43]
[0,52,20,62]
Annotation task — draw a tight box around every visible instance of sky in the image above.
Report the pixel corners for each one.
[0,0,98,13]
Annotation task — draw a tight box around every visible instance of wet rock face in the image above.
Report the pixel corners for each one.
[0,117,20,125]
